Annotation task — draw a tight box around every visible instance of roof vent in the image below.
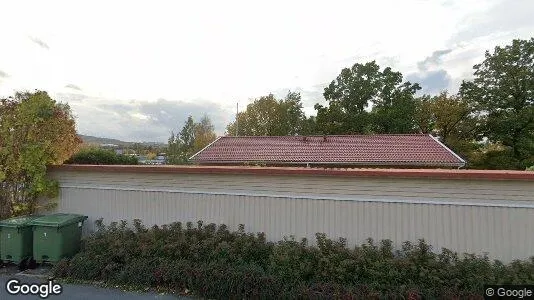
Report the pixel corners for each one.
[323,135,327,142]
[303,136,307,142]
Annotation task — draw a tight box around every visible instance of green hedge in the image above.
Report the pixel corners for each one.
[53,220,534,299]
[65,148,138,165]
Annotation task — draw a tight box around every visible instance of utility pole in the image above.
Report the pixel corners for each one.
[236,102,239,136]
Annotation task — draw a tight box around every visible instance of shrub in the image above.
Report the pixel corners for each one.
[65,147,138,165]
[52,219,534,299]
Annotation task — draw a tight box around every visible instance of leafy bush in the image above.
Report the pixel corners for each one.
[527,165,534,171]
[53,219,534,299]
[65,147,138,165]
[468,147,534,170]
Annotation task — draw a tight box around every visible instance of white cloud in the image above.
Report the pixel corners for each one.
[130,113,150,121]
[0,0,532,141]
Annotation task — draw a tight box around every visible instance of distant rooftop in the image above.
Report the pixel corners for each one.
[100,143,119,147]
[189,134,466,168]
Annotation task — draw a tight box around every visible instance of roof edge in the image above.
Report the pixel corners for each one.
[47,165,534,181]
[189,136,222,160]
[194,160,465,167]
[428,134,467,167]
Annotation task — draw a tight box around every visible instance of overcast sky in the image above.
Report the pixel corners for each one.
[1,0,533,142]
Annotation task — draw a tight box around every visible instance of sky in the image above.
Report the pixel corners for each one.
[0,0,533,142]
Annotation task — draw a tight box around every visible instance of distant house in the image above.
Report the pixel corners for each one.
[154,155,167,164]
[189,134,466,168]
[137,154,167,165]
[138,155,148,164]
[100,143,119,148]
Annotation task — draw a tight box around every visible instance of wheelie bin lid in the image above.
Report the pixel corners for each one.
[29,213,88,228]
[0,215,41,229]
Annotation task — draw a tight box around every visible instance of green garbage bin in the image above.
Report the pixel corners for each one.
[30,213,88,263]
[0,215,41,264]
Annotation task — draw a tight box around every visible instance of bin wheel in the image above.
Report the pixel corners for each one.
[18,258,28,271]
[27,258,37,270]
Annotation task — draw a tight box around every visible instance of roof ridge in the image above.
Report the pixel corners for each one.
[221,134,430,138]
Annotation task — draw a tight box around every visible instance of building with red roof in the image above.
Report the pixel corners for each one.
[189,134,466,168]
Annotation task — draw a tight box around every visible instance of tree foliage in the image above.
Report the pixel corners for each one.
[413,92,481,162]
[315,61,420,134]
[168,115,217,164]
[226,91,306,136]
[65,147,138,165]
[0,91,81,218]
[193,115,217,154]
[413,95,434,134]
[460,38,534,169]
[310,38,534,169]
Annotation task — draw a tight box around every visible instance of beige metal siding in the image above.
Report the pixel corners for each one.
[49,171,534,204]
[48,170,534,262]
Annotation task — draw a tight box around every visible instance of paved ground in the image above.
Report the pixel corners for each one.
[0,265,187,300]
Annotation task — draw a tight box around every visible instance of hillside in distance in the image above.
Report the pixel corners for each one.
[79,134,166,147]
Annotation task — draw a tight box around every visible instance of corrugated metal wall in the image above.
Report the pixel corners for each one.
[48,170,534,262]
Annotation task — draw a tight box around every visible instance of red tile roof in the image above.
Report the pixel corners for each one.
[189,134,466,168]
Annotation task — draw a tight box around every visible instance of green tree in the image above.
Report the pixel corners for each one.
[278,91,306,135]
[413,95,435,134]
[460,38,534,169]
[168,115,217,164]
[431,93,480,152]
[179,116,196,152]
[315,61,421,134]
[226,91,306,136]
[314,101,351,134]
[65,147,138,165]
[370,69,421,134]
[168,116,195,164]
[0,91,81,218]
[300,116,318,135]
[193,115,217,154]
[414,92,481,162]
[167,132,180,164]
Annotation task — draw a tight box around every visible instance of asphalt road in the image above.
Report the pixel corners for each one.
[0,275,185,300]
